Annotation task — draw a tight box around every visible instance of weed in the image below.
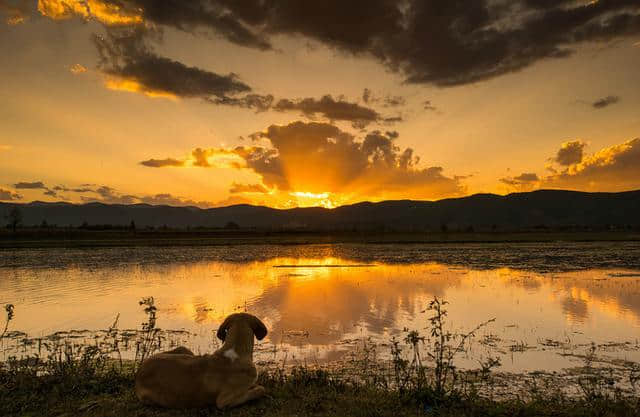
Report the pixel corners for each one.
[1,304,14,340]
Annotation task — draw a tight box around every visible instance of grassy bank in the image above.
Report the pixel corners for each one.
[2,363,639,417]
[2,229,640,248]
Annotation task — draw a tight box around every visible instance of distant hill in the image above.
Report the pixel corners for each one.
[2,190,640,231]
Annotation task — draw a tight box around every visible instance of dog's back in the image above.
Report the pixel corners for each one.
[135,351,257,408]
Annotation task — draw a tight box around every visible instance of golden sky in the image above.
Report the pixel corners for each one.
[1,0,640,208]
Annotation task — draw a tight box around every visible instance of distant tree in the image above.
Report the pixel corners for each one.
[40,219,48,229]
[440,223,448,233]
[130,220,136,231]
[5,207,22,232]
[465,225,475,233]
[79,221,89,229]
[224,221,240,230]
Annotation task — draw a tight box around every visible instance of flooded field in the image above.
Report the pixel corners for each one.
[1,242,640,374]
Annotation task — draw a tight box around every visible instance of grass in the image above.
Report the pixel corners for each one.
[2,364,639,417]
[2,298,639,416]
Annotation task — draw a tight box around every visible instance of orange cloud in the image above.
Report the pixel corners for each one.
[104,77,178,100]
[141,121,466,207]
[38,0,142,25]
[501,137,640,193]
[70,63,88,74]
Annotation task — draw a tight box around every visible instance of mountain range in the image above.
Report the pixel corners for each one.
[2,190,639,231]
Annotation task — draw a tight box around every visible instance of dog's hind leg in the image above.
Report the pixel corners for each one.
[163,346,194,355]
[216,385,266,409]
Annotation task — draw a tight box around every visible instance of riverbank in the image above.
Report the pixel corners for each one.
[1,229,639,248]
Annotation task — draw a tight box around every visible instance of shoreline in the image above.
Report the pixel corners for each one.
[2,230,640,249]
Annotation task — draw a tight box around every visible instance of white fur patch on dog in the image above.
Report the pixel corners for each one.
[223,348,239,361]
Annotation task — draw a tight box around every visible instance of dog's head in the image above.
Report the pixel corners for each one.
[216,313,268,342]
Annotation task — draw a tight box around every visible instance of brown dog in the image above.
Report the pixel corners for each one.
[135,313,268,409]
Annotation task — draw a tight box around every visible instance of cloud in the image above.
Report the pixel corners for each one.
[70,63,88,74]
[542,137,640,192]
[144,121,466,202]
[35,1,640,87]
[93,28,253,101]
[229,183,270,194]
[38,0,142,25]
[139,158,186,168]
[273,95,384,128]
[554,140,586,166]
[8,181,218,207]
[0,188,22,201]
[1,0,31,25]
[499,172,540,190]
[14,181,47,189]
[53,185,94,193]
[0,145,11,151]
[14,180,60,197]
[73,185,215,207]
[592,95,620,109]
[423,100,437,111]
[138,193,212,207]
[501,137,640,193]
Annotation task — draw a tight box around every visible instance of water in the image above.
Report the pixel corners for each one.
[1,242,640,373]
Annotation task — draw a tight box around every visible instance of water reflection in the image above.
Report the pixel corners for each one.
[1,247,640,371]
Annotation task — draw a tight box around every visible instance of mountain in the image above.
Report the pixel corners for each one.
[2,190,640,231]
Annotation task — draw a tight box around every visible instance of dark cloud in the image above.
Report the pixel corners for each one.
[423,100,437,111]
[53,185,95,193]
[11,180,214,208]
[592,95,620,109]
[273,95,384,128]
[13,181,60,198]
[206,94,274,112]
[555,140,586,166]
[229,183,270,194]
[138,193,211,207]
[92,29,380,122]
[362,88,372,104]
[107,0,271,49]
[0,0,31,24]
[0,188,22,201]
[361,88,406,108]
[93,28,252,100]
[140,158,186,168]
[39,1,640,87]
[383,95,406,107]
[514,173,540,182]
[77,185,215,207]
[14,181,46,189]
[500,172,540,189]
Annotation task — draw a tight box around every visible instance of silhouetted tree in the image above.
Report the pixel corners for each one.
[224,221,240,230]
[440,223,448,233]
[130,220,136,231]
[6,207,22,232]
[41,219,48,229]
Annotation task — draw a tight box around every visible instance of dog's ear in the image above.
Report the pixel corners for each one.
[216,315,234,341]
[250,316,268,341]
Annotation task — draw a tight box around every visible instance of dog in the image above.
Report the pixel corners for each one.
[135,313,268,409]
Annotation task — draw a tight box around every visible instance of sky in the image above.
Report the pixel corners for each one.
[1,0,639,209]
